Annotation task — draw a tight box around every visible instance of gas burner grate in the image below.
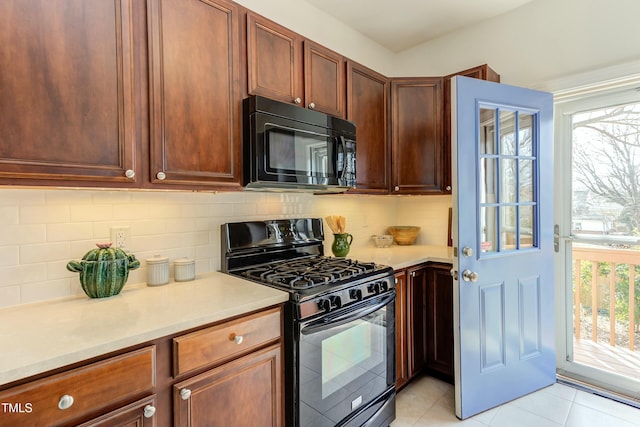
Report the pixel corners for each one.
[240,256,378,289]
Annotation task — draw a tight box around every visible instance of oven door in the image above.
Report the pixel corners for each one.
[296,292,395,427]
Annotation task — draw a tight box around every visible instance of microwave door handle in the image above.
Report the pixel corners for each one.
[338,135,348,179]
[301,292,395,335]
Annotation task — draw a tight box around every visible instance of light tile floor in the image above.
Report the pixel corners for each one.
[391,376,640,427]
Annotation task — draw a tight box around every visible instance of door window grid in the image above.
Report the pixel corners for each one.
[479,106,538,254]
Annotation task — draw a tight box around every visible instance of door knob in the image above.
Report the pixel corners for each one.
[462,247,473,257]
[462,270,479,282]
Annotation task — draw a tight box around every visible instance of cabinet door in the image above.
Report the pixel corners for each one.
[0,0,139,186]
[394,271,409,390]
[391,78,444,194]
[346,61,390,194]
[76,395,157,427]
[303,41,345,117]
[246,12,303,106]
[174,344,282,427]
[426,263,454,384]
[442,64,500,192]
[148,0,242,188]
[407,265,429,378]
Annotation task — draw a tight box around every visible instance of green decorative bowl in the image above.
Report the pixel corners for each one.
[67,243,140,298]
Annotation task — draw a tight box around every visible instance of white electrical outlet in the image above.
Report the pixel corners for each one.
[110,226,131,249]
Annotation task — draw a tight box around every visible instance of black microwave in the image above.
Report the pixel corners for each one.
[243,95,356,193]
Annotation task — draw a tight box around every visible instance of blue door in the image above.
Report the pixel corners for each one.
[451,76,555,419]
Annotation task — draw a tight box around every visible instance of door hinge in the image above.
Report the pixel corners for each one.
[554,224,560,253]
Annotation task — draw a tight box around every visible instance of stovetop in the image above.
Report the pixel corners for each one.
[221,218,395,316]
[237,255,381,290]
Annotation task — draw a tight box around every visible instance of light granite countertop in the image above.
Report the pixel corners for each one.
[0,244,452,387]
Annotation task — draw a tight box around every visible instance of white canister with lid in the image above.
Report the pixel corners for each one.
[146,255,170,286]
[174,257,195,282]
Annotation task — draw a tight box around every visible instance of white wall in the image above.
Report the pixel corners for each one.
[0,189,450,308]
[392,0,640,89]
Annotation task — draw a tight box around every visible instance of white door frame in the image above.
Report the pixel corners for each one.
[553,82,640,399]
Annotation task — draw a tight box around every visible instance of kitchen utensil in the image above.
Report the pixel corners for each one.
[66,243,140,298]
[388,226,420,245]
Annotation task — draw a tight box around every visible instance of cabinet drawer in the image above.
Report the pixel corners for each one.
[0,346,155,427]
[173,307,281,376]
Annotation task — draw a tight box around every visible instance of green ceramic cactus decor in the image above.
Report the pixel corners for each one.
[67,243,140,298]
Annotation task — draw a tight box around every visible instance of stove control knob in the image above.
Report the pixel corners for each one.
[378,281,388,292]
[349,288,363,301]
[329,295,342,309]
[317,298,332,312]
[367,283,378,295]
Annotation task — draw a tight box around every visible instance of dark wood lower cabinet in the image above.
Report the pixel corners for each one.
[425,263,454,384]
[396,263,454,390]
[407,265,429,379]
[173,344,282,427]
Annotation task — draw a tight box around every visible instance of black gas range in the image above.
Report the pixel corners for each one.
[222,218,396,427]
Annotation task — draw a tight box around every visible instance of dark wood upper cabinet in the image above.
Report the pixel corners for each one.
[346,61,390,194]
[147,0,242,189]
[304,41,345,117]
[246,12,303,106]
[246,12,345,117]
[391,78,444,194]
[0,0,140,186]
[442,64,500,193]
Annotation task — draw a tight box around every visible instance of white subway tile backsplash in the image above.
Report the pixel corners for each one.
[70,204,114,222]
[0,188,450,307]
[45,189,91,204]
[21,279,72,304]
[47,222,94,242]
[20,204,69,224]
[0,206,18,225]
[0,246,18,267]
[0,286,21,308]
[20,242,70,264]
[0,224,47,245]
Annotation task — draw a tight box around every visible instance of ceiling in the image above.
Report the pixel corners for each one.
[304,0,535,52]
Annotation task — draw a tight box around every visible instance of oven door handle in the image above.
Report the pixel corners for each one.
[301,292,395,335]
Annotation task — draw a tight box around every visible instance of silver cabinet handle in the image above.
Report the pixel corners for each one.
[446,185,452,191]
[394,186,400,191]
[58,394,74,410]
[125,169,136,179]
[462,247,473,257]
[294,97,302,104]
[143,405,156,418]
[180,388,192,400]
[233,334,244,345]
[308,102,316,109]
[462,270,479,282]
[156,172,166,180]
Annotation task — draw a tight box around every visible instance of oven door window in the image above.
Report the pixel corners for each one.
[298,297,394,426]
[264,123,338,181]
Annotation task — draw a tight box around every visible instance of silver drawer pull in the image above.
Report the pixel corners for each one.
[143,405,156,418]
[233,334,244,345]
[180,388,192,400]
[58,394,74,410]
